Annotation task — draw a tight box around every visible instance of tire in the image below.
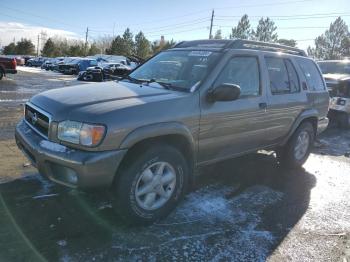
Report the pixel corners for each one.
[338,113,350,129]
[0,70,3,80]
[27,63,32,67]
[277,122,315,168]
[112,144,189,225]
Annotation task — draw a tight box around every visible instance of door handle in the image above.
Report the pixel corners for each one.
[259,102,267,109]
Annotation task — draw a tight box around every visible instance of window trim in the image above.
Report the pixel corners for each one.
[212,54,262,99]
[265,56,301,95]
[284,59,301,94]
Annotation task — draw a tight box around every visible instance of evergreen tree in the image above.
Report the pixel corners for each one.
[134,31,151,59]
[312,17,349,59]
[88,43,100,55]
[3,43,17,55]
[106,35,125,55]
[16,38,35,55]
[230,14,251,39]
[122,28,134,56]
[252,17,278,42]
[42,38,56,57]
[68,43,85,57]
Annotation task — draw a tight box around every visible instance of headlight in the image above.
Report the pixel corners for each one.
[58,120,106,146]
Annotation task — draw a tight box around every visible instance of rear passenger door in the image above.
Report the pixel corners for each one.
[296,58,329,118]
[263,55,307,143]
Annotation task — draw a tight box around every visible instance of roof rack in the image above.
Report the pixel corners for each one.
[173,39,307,57]
[229,39,307,57]
[173,40,232,49]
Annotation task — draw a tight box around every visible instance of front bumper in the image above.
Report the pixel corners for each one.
[15,119,127,189]
[5,69,17,74]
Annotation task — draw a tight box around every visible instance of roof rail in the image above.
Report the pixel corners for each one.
[173,40,231,49]
[229,39,307,57]
[172,39,307,57]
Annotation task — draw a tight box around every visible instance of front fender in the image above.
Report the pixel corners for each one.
[119,122,196,152]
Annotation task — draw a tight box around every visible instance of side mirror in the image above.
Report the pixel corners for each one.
[207,83,241,102]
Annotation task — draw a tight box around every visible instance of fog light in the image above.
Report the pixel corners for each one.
[65,168,78,184]
[49,162,78,185]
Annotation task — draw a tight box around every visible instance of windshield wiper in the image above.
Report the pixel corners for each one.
[117,75,143,84]
[146,79,188,92]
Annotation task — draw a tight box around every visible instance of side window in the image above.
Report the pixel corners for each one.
[265,57,300,94]
[215,56,260,97]
[297,58,326,91]
[285,60,300,93]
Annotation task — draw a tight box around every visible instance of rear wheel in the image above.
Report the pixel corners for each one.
[277,122,315,168]
[112,144,189,225]
[0,70,3,80]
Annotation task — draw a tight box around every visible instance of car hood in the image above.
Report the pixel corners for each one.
[30,81,177,121]
[323,73,350,82]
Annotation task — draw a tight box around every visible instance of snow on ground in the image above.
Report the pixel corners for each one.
[16,66,59,75]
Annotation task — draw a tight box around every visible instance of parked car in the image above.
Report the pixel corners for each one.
[52,57,72,72]
[41,58,54,70]
[77,63,132,82]
[6,55,25,66]
[59,58,98,75]
[0,56,17,80]
[318,60,350,128]
[15,40,329,224]
[26,57,47,67]
[22,55,35,64]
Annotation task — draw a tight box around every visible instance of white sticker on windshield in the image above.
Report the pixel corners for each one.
[189,51,212,57]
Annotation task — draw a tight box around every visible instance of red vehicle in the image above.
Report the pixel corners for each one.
[0,56,17,80]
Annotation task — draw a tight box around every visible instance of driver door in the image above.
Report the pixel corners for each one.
[198,53,271,164]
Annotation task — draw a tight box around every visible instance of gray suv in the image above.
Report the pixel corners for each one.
[15,40,329,224]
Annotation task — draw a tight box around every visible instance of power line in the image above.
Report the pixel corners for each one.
[214,25,328,29]
[89,17,210,34]
[145,26,208,38]
[215,12,350,18]
[214,0,313,10]
[215,14,350,21]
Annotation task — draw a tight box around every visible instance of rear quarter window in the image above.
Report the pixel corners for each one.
[297,58,326,91]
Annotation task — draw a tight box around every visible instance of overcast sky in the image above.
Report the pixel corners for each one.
[0,0,349,51]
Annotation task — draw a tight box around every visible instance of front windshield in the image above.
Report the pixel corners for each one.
[129,50,220,90]
[318,61,350,74]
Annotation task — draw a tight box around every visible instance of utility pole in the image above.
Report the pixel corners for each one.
[37,34,39,56]
[85,27,89,56]
[209,9,214,39]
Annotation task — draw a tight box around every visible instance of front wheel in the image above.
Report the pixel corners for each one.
[277,122,315,168]
[112,144,189,225]
[0,70,3,80]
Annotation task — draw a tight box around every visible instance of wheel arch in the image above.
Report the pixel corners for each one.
[281,109,318,146]
[116,122,196,182]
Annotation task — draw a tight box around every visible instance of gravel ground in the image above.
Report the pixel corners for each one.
[0,68,349,261]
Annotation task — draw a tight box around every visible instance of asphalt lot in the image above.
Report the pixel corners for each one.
[0,67,349,261]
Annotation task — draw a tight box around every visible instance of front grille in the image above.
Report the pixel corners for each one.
[24,103,50,138]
